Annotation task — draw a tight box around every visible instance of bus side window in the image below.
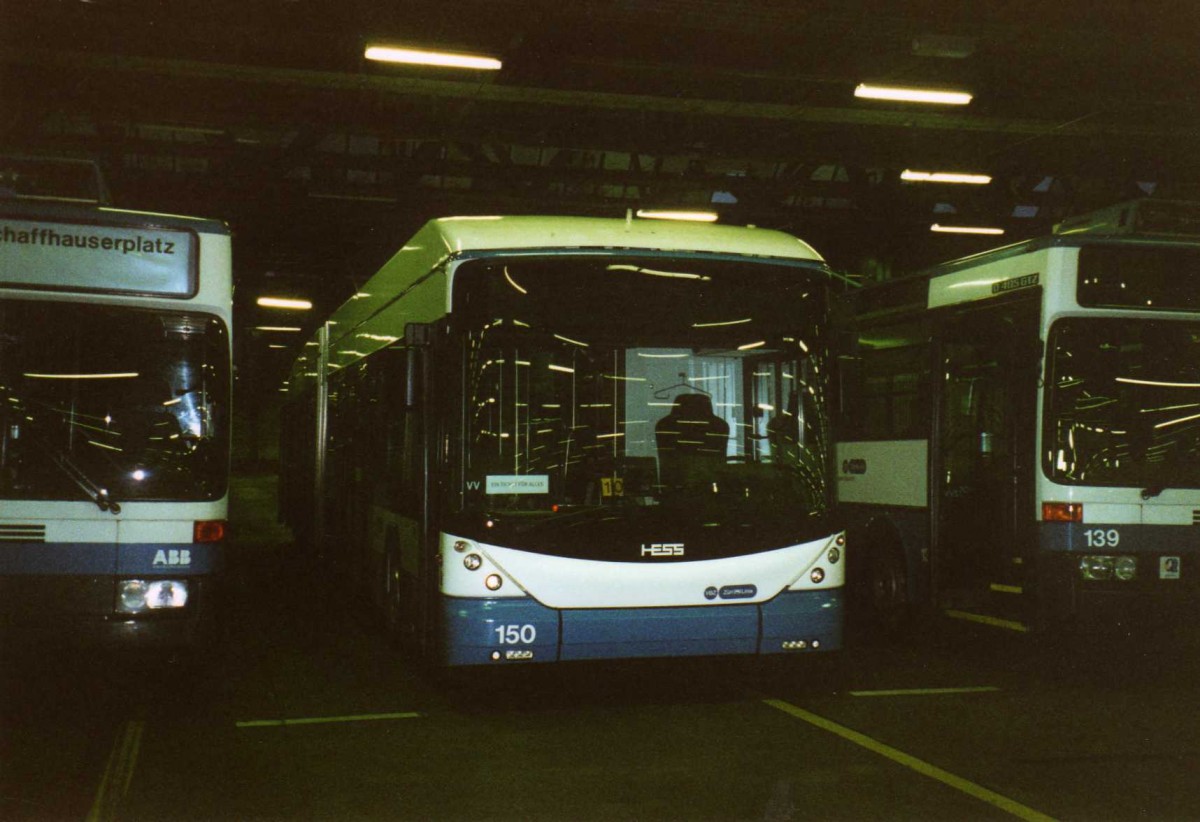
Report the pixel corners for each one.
[844,320,929,440]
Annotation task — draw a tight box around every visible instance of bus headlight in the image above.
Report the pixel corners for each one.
[463,553,483,571]
[1079,555,1114,581]
[1114,555,1138,582]
[118,580,148,612]
[116,579,189,613]
[810,567,825,584]
[485,574,503,591]
[826,545,841,564]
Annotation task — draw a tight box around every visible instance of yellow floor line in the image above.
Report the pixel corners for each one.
[236,711,422,728]
[763,699,1056,822]
[945,609,1030,633]
[87,719,145,822]
[849,686,1001,697]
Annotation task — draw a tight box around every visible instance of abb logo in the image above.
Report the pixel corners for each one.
[152,549,192,566]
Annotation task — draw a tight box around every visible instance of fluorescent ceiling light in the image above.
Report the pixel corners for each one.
[636,209,719,222]
[855,84,972,105]
[364,46,502,71]
[24,372,138,379]
[902,170,992,185]
[930,223,1005,235]
[308,192,398,203]
[257,297,313,310]
[255,326,303,332]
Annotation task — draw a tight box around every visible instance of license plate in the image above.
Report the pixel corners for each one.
[1160,556,1182,580]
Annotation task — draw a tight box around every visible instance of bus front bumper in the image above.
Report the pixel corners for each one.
[440,589,843,666]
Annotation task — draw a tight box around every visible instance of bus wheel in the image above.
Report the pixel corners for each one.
[383,546,404,639]
[868,543,910,638]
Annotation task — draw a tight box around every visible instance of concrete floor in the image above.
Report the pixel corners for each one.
[5,472,1200,820]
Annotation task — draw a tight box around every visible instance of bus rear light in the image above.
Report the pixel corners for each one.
[193,520,227,543]
[1042,502,1083,522]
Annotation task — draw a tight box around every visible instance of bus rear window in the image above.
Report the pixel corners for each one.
[1077,245,1200,311]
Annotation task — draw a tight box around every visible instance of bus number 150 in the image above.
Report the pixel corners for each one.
[494,624,537,645]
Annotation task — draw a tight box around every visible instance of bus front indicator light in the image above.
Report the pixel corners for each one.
[1043,502,1083,522]
[194,520,227,543]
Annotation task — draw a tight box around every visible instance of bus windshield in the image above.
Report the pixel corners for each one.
[1045,317,1200,489]
[0,300,230,502]
[451,255,834,560]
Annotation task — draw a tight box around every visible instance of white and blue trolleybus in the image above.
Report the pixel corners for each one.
[281,215,846,666]
[0,159,232,650]
[836,199,1200,634]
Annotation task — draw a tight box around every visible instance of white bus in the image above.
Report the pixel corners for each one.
[0,161,232,651]
[280,215,847,666]
[836,199,1200,635]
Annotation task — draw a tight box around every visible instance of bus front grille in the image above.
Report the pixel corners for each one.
[0,524,46,543]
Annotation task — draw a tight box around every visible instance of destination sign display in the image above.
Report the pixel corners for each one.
[0,217,196,296]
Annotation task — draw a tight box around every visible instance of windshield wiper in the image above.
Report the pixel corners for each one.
[35,437,122,514]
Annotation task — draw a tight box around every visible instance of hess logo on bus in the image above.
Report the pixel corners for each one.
[641,542,684,558]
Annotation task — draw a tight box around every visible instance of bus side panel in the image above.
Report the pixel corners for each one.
[440,596,560,666]
[839,503,931,605]
[759,589,844,653]
[836,439,931,602]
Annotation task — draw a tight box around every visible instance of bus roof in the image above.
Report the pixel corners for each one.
[0,197,231,235]
[412,215,825,261]
[850,200,1200,317]
[334,216,826,336]
[916,199,1200,283]
[288,215,828,394]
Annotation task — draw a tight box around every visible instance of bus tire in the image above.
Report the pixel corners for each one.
[873,545,909,631]
[383,530,404,641]
[861,537,911,641]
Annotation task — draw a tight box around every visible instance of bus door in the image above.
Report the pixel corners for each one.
[374,334,438,658]
[934,300,1040,613]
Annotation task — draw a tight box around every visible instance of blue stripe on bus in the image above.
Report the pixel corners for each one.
[0,542,223,575]
[441,589,843,666]
[1039,523,1200,554]
[759,589,843,653]
[441,597,561,666]
[560,604,759,660]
